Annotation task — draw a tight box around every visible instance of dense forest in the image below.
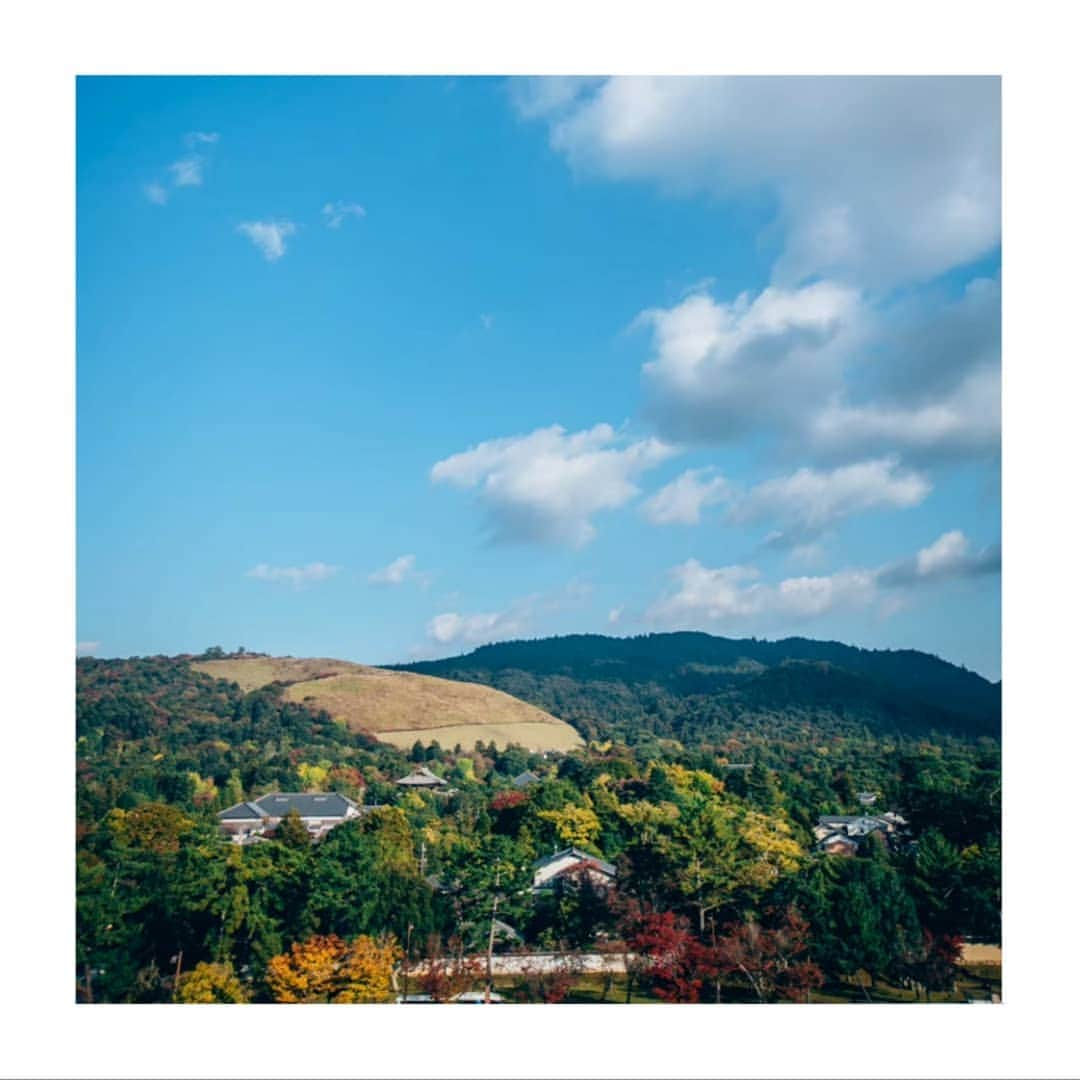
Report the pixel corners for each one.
[76,638,1001,1004]
[399,632,1001,744]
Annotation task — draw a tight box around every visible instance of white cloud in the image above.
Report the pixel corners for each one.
[641,468,728,526]
[236,220,297,262]
[608,606,624,626]
[509,76,601,120]
[637,282,861,443]
[144,182,168,205]
[647,561,769,623]
[426,609,527,648]
[246,562,339,587]
[423,580,593,652]
[810,366,1001,462]
[431,423,675,546]
[647,529,999,629]
[369,554,430,587]
[185,131,220,147]
[322,201,366,228]
[730,457,930,544]
[168,158,204,187]
[879,530,1001,587]
[516,76,999,288]
[76,641,101,657]
[917,531,970,577]
[636,274,999,464]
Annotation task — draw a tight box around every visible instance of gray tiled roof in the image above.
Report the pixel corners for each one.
[512,771,541,787]
[219,792,358,821]
[253,792,357,818]
[219,801,268,820]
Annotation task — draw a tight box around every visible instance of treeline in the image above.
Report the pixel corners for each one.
[399,632,1001,742]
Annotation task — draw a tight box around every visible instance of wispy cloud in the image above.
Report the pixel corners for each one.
[144,131,220,205]
[728,457,931,547]
[168,157,205,188]
[246,562,340,587]
[185,131,220,148]
[368,554,431,588]
[321,201,366,228]
[76,641,101,657]
[236,220,297,262]
[480,313,495,331]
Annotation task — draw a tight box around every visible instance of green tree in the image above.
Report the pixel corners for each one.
[276,809,311,849]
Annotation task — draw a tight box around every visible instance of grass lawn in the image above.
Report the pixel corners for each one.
[482,967,1001,1004]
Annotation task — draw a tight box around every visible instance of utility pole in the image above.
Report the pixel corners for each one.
[485,868,501,1004]
[172,949,183,1001]
[401,923,413,1003]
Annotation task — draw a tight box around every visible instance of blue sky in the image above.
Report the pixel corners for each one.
[76,76,1001,677]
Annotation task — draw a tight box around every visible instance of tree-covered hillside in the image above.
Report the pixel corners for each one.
[399,633,1001,745]
[76,648,1000,1004]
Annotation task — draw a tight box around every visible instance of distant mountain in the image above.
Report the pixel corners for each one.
[396,633,1000,745]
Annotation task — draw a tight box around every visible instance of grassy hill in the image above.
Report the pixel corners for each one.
[397,632,1001,746]
[192,656,582,752]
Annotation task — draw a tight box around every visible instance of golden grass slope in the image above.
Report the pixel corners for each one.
[191,656,363,692]
[191,656,583,752]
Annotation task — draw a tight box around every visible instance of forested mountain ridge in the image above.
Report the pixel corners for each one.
[398,632,1001,745]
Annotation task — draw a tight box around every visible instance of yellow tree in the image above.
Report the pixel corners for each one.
[105,803,195,855]
[176,962,249,1003]
[266,934,345,1002]
[538,805,602,850]
[335,936,401,1003]
[265,934,400,1003]
[297,762,330,791]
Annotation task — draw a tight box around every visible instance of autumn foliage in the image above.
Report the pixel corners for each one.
[414,945,485,1002]
[713,908,824,1003]
[265,934,400,1003]
[514,952,584,1003]
[624,908,714,1002]
[176,962,250,1003]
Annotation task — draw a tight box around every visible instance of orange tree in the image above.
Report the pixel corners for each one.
[265,933,400,1003]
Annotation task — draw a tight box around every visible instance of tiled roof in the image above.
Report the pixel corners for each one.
[396,766,448,786]
[533,847,616,878]
[215,792,358,820]
[219,801,269,820]
[253,792,358,818]
[512,771,541,787]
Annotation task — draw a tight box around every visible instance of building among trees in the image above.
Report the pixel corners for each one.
[218,792,363,843]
